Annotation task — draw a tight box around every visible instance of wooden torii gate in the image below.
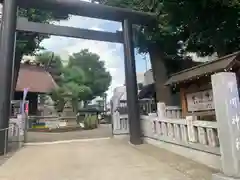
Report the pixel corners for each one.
[0,0,156,153]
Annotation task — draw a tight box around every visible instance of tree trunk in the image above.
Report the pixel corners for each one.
[84,101,88,108]
[72,100,78,115]
[148,45,172,105]
[12,60,20,90]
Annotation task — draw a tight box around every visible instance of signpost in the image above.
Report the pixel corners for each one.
[211,72,240,180]
[186,89,214,112]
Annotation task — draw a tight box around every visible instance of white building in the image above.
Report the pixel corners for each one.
[111,73,146,111]
[136,73,145,84]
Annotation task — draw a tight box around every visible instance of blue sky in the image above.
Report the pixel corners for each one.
[40,14,151,99]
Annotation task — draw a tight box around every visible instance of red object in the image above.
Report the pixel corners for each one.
[25,103,29,114]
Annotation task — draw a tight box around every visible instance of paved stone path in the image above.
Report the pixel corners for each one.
[0,138,217,180]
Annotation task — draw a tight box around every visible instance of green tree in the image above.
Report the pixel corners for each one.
[68,49,112,101]
[50,65,92,113]
[63,82,92,113]
[63,66,92,111]
[93,0,240,105]
[94,0,239,57]
[50,87,66,112]
[162,0,240,57]
[93,0,194,104]
[35,51,64,84]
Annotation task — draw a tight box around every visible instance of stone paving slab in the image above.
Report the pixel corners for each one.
[135,143,218,180]
[0,138,194,180]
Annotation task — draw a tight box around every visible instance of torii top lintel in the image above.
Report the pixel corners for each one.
[16,0,156,25]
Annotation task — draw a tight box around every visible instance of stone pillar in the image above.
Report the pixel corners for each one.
[186,116,198,142]
[157,102,166,120]
[211,72,240,180]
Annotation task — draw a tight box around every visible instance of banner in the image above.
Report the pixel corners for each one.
[21,88,29,114]
[23,88,29,101]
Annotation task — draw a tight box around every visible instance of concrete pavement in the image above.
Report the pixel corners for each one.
[0,138,216,180]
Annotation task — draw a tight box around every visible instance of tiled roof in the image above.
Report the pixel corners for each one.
[16,64,57,93]
[165,52,240,85]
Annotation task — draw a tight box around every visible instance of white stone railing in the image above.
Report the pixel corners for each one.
[112,114,220,155]
[112,103,220,155]
[165,106,182,119]
[141,115,220,155]
[112,112,129,135]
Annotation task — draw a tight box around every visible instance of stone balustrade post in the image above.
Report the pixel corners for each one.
[211,72,240,180]
[157,102,166,120]
[186,116,198,143]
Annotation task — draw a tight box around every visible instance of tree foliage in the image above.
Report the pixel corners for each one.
[93,0,239,105]
[17,9,69,58]
[50,87,66,112]
[93,0,195,79]
[62,67,92,102]
[35,51,64,84]
[94,0,240,58]
[163,0,240,57]
[49,65,92,113]
[44,49,111,112]
[68,49,112,100]
[93,0,183,57]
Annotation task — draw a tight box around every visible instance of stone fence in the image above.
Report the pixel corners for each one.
[113,105,219,155]
[141,114,219,155]
[112,72,240,179]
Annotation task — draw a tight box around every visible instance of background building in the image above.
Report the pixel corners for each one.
[14,63,57,115]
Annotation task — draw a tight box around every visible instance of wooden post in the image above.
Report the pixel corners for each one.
[180,87,187,118]
[122,19,141,144]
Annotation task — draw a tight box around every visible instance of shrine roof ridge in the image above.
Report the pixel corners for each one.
[165,51,240,86]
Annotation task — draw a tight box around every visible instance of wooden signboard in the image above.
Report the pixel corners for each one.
[186,89,214,112]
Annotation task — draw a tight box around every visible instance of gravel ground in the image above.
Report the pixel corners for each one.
[26,124,112,143]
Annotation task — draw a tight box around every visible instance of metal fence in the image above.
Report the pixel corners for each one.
[117,99,157,115]
[0,122,22,155]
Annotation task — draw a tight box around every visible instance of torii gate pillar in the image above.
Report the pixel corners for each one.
[122,19,142,145]
[0,0,18,154]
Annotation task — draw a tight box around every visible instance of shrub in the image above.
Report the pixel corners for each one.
[83,114,98,130]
